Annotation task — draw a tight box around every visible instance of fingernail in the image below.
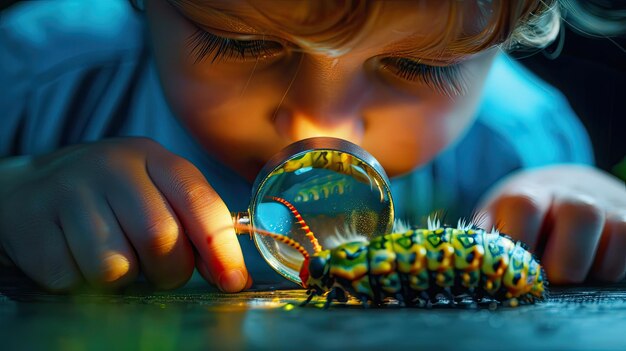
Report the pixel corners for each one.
[102,253,130,283]
[218,270,246,292]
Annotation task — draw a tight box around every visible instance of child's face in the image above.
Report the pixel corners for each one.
[145,0,498,180]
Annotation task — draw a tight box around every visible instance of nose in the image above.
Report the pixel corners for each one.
[272,55,371,145]
[274,109,365,145]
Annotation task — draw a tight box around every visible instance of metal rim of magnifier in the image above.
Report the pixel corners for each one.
[249,136,395,284]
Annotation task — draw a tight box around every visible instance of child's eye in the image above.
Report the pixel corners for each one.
[380,57,468,96]
[186,29,284,64]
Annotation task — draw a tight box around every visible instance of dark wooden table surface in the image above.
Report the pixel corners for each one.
[1,269,625,351]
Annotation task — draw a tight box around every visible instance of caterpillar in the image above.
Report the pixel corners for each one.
[236,197,547,308]
[293,175,351,203]
[272,150,379,186]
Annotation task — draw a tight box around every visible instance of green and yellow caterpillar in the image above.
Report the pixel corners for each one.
[237,197,547,308]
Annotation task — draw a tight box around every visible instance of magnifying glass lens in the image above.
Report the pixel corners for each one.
[244,138,394,284]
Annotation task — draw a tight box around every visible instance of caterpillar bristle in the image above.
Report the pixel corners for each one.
[495,218,505,232]
[456,218,476,231]
[518,240,530,251]
[392,219,412,233]
[469,210,490,230]
[427,215,441,230]
[323,223,369,249]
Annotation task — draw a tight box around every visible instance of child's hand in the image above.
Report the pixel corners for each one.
[0,138,250,292]
[479,164,626,284]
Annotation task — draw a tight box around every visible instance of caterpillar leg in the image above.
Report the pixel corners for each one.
[334,288,348,303]
[443,287,455,306]
[323,287,347,309]
[472,290,485,303]
[301,290,317,307]
[417,291,433,308]
[452,293,470,305]
[323,293,334,309]
[502,297,520,308]
[358,294,370,308]
[394,293,406,307]
[369,279,384,307]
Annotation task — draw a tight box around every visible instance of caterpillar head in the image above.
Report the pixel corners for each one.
[235,197,329,290]
[300,250,331,291]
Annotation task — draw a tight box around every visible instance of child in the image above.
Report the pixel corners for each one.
[0,0,624,293]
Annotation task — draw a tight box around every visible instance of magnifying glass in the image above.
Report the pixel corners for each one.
[232,137,394,284]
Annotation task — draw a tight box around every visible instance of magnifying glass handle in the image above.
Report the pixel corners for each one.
[231,211,251,234]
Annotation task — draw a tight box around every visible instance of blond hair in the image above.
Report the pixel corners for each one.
[167,0,562,57]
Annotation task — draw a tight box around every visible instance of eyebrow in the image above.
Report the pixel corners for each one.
[167,0,266,34]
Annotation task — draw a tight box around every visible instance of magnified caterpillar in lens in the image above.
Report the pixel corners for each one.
[292,175,350,203]
[273,150,380,186]
[237,197,547,308]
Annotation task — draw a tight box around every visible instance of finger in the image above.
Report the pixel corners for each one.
[195,250,254,290]
[147,151,249,292]
[15,221,83,292]
[590,212,626,282]
[195,250,215,285]
[482,187,552,250]
[59,185,138,288]
[541,193,605,284]
[0,183,82,291]
[106,163,195,290]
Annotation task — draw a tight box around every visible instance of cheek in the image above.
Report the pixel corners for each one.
[364,56,495,177]
[363,84,482,176]
[364,98,476,177]
[146,9,248,119]
[145,0,291,175]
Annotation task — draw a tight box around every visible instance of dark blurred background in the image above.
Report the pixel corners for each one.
[517,26,626,174]
[1,0,624,173]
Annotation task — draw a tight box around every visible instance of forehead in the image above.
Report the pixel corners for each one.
[169,0,498,59]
